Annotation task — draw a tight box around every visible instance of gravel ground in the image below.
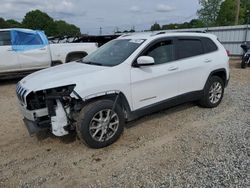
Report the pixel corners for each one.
[0,60,249,188]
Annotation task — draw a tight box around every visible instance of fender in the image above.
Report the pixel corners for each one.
[204,68,228,89]
[77,90,132,117]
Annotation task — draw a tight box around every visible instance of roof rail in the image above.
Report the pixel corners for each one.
[120,34,132,38]
[176,30,207,33]
[151,30,206,36]
[150,31,167,36]
[155,31,166,35]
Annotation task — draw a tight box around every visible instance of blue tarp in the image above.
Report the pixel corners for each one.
[10,29,48,51]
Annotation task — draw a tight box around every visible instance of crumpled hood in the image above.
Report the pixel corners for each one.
[20,62,108,91]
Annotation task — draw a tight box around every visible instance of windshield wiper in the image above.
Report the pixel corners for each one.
[77,59,103,66]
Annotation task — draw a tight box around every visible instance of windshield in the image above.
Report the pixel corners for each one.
[81,39,145,66]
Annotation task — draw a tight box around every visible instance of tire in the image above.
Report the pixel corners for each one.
[51,61,62,66]
[241,59,247,69]
[199,76,224,108]
[76,100,124,148]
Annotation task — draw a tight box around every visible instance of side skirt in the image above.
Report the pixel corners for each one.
[126,90,203,121]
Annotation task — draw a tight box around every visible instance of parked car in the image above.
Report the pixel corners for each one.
[16,32,230,148]
[0,28,97,78]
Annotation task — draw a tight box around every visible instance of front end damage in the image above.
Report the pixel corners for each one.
[17,83,81,137]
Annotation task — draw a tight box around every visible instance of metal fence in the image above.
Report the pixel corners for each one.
[159,25,250,56]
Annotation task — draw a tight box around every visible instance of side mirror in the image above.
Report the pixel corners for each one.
[136,56,155,66]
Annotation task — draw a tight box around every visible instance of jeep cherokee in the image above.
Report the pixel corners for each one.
[16,32,230,148]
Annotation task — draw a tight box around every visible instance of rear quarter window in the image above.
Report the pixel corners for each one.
[177,39,204,59]
[202,37,218,53]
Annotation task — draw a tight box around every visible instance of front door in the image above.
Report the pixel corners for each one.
[130,39,180,110]
[0,31,19,73]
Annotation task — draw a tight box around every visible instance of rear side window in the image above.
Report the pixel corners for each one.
[13,31,43,45]
[0,31,11,46]
[202,37,218,53]
[177,39,203,59]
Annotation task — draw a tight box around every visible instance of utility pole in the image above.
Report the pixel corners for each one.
[235,0,241,25]
[99,27,102,35]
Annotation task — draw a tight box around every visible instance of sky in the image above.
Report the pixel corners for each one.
[0,0,200,35]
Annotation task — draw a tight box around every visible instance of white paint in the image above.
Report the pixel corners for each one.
[18,32,230,137]
[51,100,69,136]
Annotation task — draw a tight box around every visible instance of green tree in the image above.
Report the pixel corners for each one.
[54,20,80,36]
[216,0,245,26]
[22,10,57,36]
[242,0,250,24]
[0,17,9,28]
[189,19,205,28]
[6,19,22,28]
[197,0,223,26]
[150,22,161,31]
[162,19,204,30]
[162,23,178,30]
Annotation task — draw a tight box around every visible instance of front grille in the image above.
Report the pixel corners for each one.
[26,91,46,110]
[16,82,28,104]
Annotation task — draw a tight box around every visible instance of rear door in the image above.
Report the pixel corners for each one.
[0,31,19,73]
[14,31,51,70]
[175,37,211,94]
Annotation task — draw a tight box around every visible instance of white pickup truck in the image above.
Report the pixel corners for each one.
[0,28,98,77]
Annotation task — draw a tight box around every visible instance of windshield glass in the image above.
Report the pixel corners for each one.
[81,39,145,66]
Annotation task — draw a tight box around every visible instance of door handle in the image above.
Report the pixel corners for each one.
[39,48,46,51]
[168,66,178,71]
[7,48,13,51]
[204,59,212,63]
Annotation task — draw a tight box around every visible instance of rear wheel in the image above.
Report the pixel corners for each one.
[76,100,124,148]
[241,59,247,69]
[199,76,224,108]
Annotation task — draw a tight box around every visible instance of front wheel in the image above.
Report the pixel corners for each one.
[76,100,124,148]
[199,76,225,108]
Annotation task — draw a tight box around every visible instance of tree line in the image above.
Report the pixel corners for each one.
[151,0,250,31]
[0,10,81,36]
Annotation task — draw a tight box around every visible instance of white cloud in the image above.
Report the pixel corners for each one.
[0,0,200,34]
[129,6,141,13]
[156,4,175,12]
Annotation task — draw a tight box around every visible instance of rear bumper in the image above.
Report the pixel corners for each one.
[23,118,50,136]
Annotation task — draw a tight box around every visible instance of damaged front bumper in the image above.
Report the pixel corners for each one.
[23,118,50,136]
[19,99,71,137]
[19,104,50,135]
[17,84,78,137]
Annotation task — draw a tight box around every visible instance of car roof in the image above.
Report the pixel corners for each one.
[118,31,217,40]
[0,28,36,32]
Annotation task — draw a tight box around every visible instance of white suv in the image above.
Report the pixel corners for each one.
[16,32,230,148]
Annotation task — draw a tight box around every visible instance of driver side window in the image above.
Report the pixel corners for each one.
[144,40,174,65]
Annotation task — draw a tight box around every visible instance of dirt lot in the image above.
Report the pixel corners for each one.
[0,61,249,188]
